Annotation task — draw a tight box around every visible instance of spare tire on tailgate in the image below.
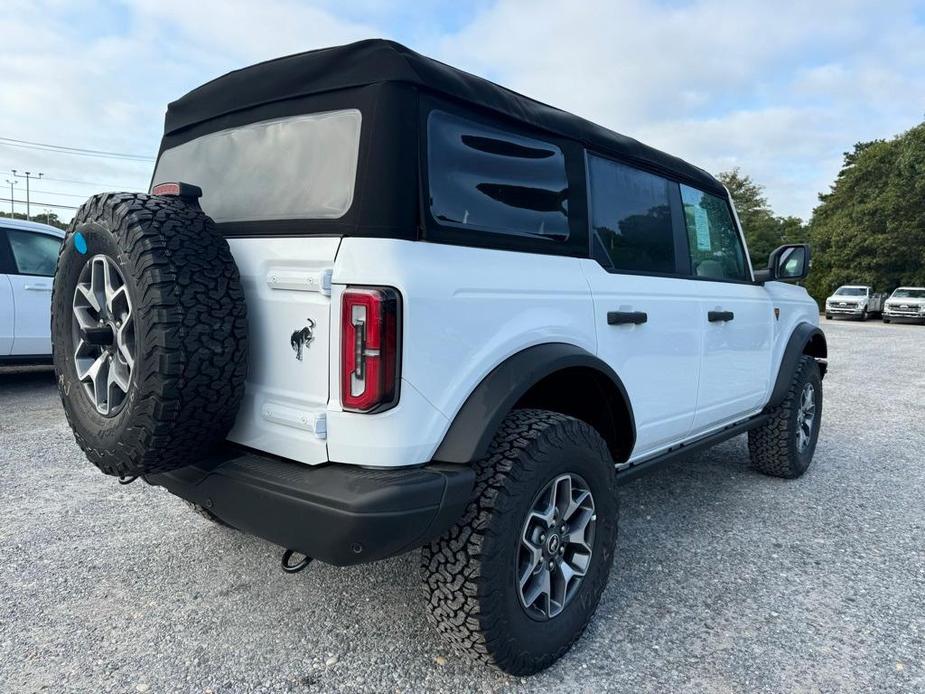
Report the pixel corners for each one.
[52,192,248,478]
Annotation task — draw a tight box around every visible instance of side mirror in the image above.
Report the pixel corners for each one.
[755,244,811,283]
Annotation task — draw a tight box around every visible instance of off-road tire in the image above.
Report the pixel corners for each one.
[184,500,234,528]
[748,355,822,479]
[421,409,618,676]
[52,192,248,478]
[860,310,869,321]
[824,313,831,320]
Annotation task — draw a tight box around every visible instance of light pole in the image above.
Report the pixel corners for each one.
[13,170,43,220]
[4,178,17,217]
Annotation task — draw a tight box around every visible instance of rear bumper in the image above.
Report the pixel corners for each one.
[147,448,474,566]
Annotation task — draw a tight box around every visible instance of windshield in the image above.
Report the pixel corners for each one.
[892,289,925,299]
[834,287,867,297]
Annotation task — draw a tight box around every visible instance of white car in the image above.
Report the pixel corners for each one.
[0,218,64,364]
[824,284,886,320]
[883,287,925,323]
[52,40,828,676]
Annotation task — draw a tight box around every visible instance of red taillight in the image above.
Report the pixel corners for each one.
[341,287,401,413]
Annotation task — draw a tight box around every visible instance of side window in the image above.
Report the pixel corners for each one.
[679,185,749,281]
[587,155,675,274]
[6,230,62,277]
[427,110,569,241]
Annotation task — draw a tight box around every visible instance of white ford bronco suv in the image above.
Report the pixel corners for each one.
[52,40,827,675]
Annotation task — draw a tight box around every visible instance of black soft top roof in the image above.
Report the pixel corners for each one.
[165,39,723,194]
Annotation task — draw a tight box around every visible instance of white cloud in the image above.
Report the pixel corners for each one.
[432,0,925,219]
[0,0,386,221]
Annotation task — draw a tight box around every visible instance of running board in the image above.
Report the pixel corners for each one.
[616,414,769,483]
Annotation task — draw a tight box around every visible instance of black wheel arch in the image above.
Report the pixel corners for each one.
[433,343,636,465]
[765,322,827,411]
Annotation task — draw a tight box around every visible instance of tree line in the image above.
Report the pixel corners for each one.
[720,121,925,306]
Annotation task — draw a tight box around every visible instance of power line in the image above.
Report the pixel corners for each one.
[31,188,97,199]
[0,137,155,162]
[0,136,154,161]
[37,174,145,188]
[0,196,79,211]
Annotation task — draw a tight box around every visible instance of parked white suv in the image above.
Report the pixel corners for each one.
[52,40,828,675]
[1,218,64,364]
[883,287,925,323]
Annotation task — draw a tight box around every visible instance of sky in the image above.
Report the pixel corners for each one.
[2,0,924,223]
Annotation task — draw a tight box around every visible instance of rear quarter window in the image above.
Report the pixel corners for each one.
[427,110,570,242]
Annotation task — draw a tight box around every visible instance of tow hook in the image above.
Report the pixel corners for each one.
[281,549,313,574]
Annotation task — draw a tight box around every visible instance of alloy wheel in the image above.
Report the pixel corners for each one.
[71,254,136,416]
[796,382,816,452]
[517,473,596,620]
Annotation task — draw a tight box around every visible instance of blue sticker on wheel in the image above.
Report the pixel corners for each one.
[74,232,88,254]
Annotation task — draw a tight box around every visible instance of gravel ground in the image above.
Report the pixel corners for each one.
[1,319,923,693]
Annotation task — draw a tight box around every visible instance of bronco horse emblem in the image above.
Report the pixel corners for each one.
[290,319,316,361]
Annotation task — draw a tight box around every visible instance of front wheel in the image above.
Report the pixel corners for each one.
[748,356,822,478]
[421,410,618,676]
[860,310,869,321]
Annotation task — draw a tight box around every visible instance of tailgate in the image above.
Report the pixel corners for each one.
[225,237,339,464]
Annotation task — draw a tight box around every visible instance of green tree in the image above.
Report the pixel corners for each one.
[716,168,806,268]
[806,123,925,306]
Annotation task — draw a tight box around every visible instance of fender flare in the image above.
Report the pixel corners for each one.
[766,322,827,410]
[432,343,635,464]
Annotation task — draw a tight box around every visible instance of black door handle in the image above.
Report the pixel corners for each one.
[708,310,735,322]
[608,311,648,325]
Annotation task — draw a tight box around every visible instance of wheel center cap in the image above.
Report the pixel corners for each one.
[546,533,560,554]
[82,323,116,347]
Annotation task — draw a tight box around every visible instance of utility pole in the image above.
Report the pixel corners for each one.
[13,170,43,220]
[4,177,17,217]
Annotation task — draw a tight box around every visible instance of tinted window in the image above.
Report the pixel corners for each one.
[428,110,569,240]
[680,185,749,281]
[6,229,61,276]
[587,155,675,274]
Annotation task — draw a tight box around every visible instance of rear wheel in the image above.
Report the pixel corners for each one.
[421,410,618,675]
[748,356,822,479]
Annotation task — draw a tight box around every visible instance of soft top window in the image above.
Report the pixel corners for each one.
[427,110,569,242]
[152,109,362,224]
